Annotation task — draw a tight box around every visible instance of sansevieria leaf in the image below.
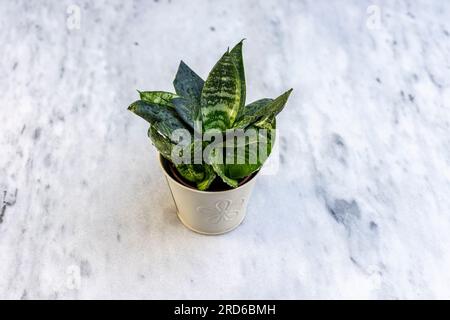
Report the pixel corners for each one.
[209,147,239,188]
[175,141,216,190]
[175,164,206,184]
[254,89,293,124]
[233,98,273,129]
[208,124,274,185]
[148,124,174,160]
[233,89,292,129]
[128,100,188,140]
[171,97,201,131]
[173,61,204,102]
[195,165,216,190]
[148,126,215,190]
[176,163,216,191]
[138,91,178,109]
[201,51,241,132]
[230,40,246,118]
[253,114,277,130]
[222,124,276,180]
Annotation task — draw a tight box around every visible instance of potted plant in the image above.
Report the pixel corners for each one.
[128,40,292,235]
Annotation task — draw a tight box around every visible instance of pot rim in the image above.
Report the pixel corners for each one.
[159,154,259,194]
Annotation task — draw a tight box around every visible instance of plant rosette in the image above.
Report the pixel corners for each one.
[128,40,292,234]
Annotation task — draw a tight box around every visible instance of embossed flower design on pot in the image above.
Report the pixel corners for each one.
[197,199,244,224]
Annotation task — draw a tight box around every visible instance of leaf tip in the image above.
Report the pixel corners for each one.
[282,88,293,99]
[127,102,136,112]
[232,38,245,48]
[230,180,239,188]
[236,38,246,47]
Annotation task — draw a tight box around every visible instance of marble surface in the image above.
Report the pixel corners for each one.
[1,0,450,299]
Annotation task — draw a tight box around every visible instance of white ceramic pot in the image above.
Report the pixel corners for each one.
[159,155,258,235]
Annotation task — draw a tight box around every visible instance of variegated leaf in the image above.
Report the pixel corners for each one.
[222,124,276,179]
[128,100,188,141]
[149,126,215,190]
[230,40,246,118]
[253,114,277,130]
[175,164,206,183]
[209,147,239,188]
[148,125,174,160]
[208,123,275,185]
[233,89,292,129]
[176,163,216,191]
[195,165,216,190]
[233,98,273,129]
[255,89,293,124]
[201,51,241,132]
[138,91,177,108]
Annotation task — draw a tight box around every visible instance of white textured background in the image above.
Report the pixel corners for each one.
[1,0,450,299]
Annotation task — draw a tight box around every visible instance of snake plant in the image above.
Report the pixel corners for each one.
[128,40,292,191]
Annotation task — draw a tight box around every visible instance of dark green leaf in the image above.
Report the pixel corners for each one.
[148,121,193,160]
[201,51,242,131]
[173,61,204,102]
[149,126,215,191]
[128,100,189,140]
[148,125,174,160]
[172,97,201,131]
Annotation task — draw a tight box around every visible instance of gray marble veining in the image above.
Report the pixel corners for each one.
[1,0,450,299]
